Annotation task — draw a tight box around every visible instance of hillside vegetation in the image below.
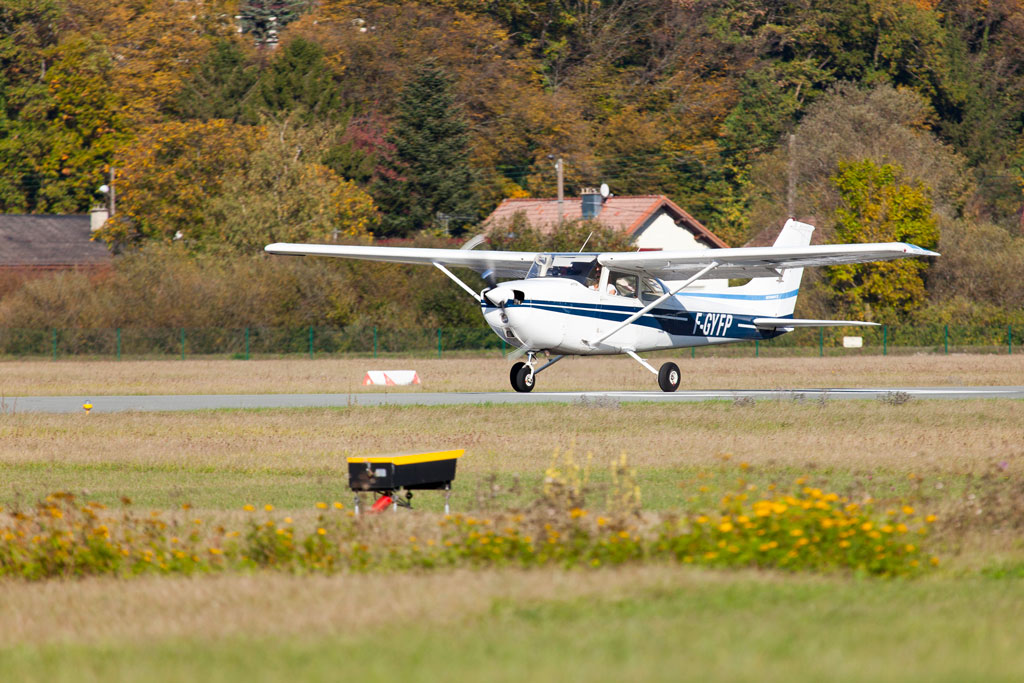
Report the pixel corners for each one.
[2,0,1024,329]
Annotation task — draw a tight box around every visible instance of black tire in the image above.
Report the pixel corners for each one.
[658,362,680,392]
[510,362,527,390]
[514,364,536,393]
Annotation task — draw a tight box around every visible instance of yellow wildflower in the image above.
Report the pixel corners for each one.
[243,504,255,512]
[264,504,274,512]
[902,505,915,515]
[316,502,328,510]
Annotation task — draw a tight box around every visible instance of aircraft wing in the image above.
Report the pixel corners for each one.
[264,243,537,279]
[598,242,939,280]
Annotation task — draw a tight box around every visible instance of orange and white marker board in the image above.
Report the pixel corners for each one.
[362,370,421,386]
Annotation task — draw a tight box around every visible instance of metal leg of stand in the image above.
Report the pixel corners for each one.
[444,483,451,515]
[353,493,360,516]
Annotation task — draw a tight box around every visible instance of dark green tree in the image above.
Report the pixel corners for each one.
[373,63,479,236]
[252,37,340,122]
[172,39,260,124]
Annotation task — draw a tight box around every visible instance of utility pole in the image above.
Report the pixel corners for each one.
[555,157,564,225]
[787,134,795,218]
[108,166,116,216]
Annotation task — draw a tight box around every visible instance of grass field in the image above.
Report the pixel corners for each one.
[1,355,1022,681]
[3,570,1024,682]
[2,353,1022,395]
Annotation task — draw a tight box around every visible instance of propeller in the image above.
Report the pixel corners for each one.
[506,344,529,362]
[459,234,502,303]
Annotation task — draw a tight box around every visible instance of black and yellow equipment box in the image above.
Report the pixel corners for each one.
[347,449,463,513]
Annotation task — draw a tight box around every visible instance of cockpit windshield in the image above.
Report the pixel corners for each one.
[525,254,598,284]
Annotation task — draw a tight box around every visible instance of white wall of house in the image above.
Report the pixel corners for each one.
[632,212,707,251]
[630,212,727,289]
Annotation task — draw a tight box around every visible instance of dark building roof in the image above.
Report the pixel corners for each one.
[0,214,112,268]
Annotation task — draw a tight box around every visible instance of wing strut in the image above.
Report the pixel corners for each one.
[433,262,481,300]
[585,261,719,348]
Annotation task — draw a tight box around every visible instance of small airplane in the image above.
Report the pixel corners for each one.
[266,219,938,392]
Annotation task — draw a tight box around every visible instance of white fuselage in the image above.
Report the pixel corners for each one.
[481,277,787,356]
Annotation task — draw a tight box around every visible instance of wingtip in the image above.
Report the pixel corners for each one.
[901,243,940,257]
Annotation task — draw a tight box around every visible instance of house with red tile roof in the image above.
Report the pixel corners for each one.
[484,190,729,251]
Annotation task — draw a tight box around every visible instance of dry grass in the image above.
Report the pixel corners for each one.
[1,353,1022,396]
[1,400,1020,477]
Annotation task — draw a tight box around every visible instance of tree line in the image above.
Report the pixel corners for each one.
[1,0,1023,331]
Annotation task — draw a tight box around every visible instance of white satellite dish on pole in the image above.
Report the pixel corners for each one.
[599,183,610,198]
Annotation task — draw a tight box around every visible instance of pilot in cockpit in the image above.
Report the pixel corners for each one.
[587,265,620,296]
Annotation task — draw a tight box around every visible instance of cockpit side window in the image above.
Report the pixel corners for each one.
[640,277,665,301]
[607,270,638,298]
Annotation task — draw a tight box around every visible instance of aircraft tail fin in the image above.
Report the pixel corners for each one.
[725,219,815,317]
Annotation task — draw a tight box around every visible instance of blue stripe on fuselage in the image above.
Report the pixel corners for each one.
[484,299,787,340]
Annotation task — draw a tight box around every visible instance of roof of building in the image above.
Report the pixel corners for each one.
[0,214,112,268]
[485,195,729,248]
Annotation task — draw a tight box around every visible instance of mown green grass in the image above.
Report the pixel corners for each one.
[0,458,970,515]
[3,574,1023,682]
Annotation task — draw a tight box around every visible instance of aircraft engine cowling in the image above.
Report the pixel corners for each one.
[482,286,519,308]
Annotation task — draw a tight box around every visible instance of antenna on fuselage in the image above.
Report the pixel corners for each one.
[577,231,594,253]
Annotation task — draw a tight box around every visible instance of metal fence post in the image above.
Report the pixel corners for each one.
[244,327,250,360]
[944,324,949,354]
[819,328,824,357]
[1010,325,1013,355]
[373,326,378,358]
[180,328,185,360]
[51,328,57,361]
[882,325,887,356]
[755,339,759,357]
[691,346,695,358]
[437,328,442,359]
[116,327,122,360]
[308,326,314,359]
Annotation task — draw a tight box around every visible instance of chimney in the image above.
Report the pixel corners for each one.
[580,187,603,220]
[90,207,109,232]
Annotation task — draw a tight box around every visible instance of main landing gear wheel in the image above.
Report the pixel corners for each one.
[658,361,680,392]
[511,362,535,393]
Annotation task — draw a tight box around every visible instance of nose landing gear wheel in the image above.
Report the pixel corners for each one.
[511,362,535,392]
[510,362,526,390]
[658,361,680,392]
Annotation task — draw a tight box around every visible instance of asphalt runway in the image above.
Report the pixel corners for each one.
[5,386,1024,413]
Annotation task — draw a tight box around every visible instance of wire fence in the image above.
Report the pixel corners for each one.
[0,324,1018,360]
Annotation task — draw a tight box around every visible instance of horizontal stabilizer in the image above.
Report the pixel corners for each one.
[753,318,880,329]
